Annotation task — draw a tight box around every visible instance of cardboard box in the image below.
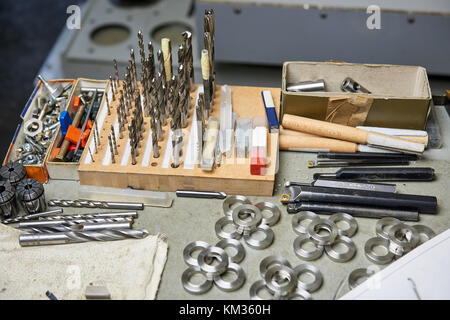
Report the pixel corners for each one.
[281,61,432,129]
[3,79,75,183]
[46,78,109,180]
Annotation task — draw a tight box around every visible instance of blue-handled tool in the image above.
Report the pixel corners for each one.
[261,90,279,133]
[59,110,71,136]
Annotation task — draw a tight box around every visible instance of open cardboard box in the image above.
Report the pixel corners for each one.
[3,79,75,183]
[46,78,109,180]
[281,61,432,129]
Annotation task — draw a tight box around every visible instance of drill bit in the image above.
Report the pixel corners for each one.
[178,65,189,128]
[148,41,155,79]
[105,91,111,115]
[31,211,138,221]
[19,228,149,247]
[110,125,118,155]
[182,31,194,91]
[151,117,160,158]
[93,128,98,154]
[94,119,100,146]
[88,147,95,163]
[19,221,132,233]
[113,59,119,88]
[2,209,64,224]
[108,134,116,164]
[109,76,116,96]
[201,49,211,117]
[47,200,144,210]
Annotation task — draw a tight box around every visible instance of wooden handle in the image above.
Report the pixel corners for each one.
[282,114,369,144]
[279,134,357,153]
[279,127,318,138]
[54,104,86,161]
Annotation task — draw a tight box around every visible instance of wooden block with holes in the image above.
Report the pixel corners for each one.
[78,82,280,196]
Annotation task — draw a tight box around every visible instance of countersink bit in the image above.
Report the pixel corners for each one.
[47,200,145,210]
[19,228,149,246]
[108,134,116,163]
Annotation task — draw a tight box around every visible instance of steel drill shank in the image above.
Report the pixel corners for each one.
[19,228,149,246]
[48,200,144,210]
[20,222,132,233]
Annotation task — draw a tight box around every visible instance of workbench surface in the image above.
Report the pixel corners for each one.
[43,106,450,300]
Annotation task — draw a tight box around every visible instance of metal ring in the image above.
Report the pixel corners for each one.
[215,217,242,240]
[364,237,394,265]
[183,241,210,266]
[324,235,356,263]
[293,234,324,261]
[213,263,246,292]
[259,256,292,279]
[307,218,338,246]
[23,119,43,137]
[181,266,213,294]
[249,280,278,300]
[376,217,401,240]
[288,287,313,300]
[264,265,297,296]
[328,213,358,237]
[244,224,274,250]
[223,195,251,217]
[197,246,229,278]
[413,225,436,246]
[215,238,246,264]
[348,268,375,290]
[292,264,323,293]
[232,204,262,234]
[291,211,319,235]
[254,202,281,226]
[388,223,420,257]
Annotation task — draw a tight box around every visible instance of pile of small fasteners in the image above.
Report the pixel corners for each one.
[215,195,280,250]
[292,211,357,263]
[364,217,435,265]
[181,239,246,294]
[250,256,323,300]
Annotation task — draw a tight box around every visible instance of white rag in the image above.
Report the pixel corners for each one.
[0,223,168,300]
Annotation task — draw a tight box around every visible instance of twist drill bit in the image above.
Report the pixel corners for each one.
[94,119,100,146]
[93,128,98,153]
[148,42,155,79]
[109,76,116,95]
[88,147,95,163]
[113,59,119,88]
[151,117,160,158]
[178,65,189,128]
[108,134,116,164]
[201,49,211,117]
[19,221,132,234]
[110,125,118,155]
[47,200,144,210]
[28,216,133,225]
[105,91,111,115]
[182,31,194,91]
[19,228,149,246]
[2,209,64,224]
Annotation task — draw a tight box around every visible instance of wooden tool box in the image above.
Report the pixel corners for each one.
[3,79,75,183]
[78,83,279,196]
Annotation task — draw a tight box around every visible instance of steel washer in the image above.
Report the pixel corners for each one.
[215,238,245,264]
[223,195,251,217]
[183,240,211,266]
[197,246,229,279]
[376,217,401,240]
[364,237,394,265]
[388,223,420,256]
[293,264,323,293]
[264,264,297,297]
[213,263,246,292]
[325,235,356,262]
[328,212,358,237]
[293,234,324,261]
[181,265,213,294]
[254,201,281,226]
[307,218,338,246]
[413,225,436,246]
[259,256,292,279]
[249,280,278,300]
[244,224,274,250]
[215,216,242,240]
[232,204,262,235]
[348,268,374,290]
[288,287,313,300]
[291,211,319,235]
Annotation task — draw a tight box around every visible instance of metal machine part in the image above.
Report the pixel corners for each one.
[231,204,262,235]
[291,211,319,235]
[387,223,420,257]
[213,263,246,292]
[215,216,242,240]
[183,240,211,267]
[243,224,274,250]
[307,218,338,246]
[264,265,297,297]
[47,199,144,210]
[313,167,435,182]
[312,179,397,193]
[0,180,19,220]
[317,152,419,161]
[0,162,27,187]
[19,228,149,246]
[328,213,358,237]
[293,234,324,261]
[19,217,133,228]
[259,256,291,279]
[15,178,46,214]
[308,159,409,168]
[254,202,281,226]
[375,217,401,240]
[20,221,132,234]
[38,75,64,101]
[348,268,375,290]
[181,266,213,295]
[215,239,245,264]
[1,208,63,224]
[413,225,436,246]
[222,195,251,217]
[341,77,371,94]
[288,287,313,300]
[197,246,229,279]
[176,190,227,199]
[286,80,325,92]
[364,237,394,265]
[250,279,278,300]
[324,235,356,262]
[293,264,323,293]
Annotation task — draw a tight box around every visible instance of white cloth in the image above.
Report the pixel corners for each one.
[0,223,168,300]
